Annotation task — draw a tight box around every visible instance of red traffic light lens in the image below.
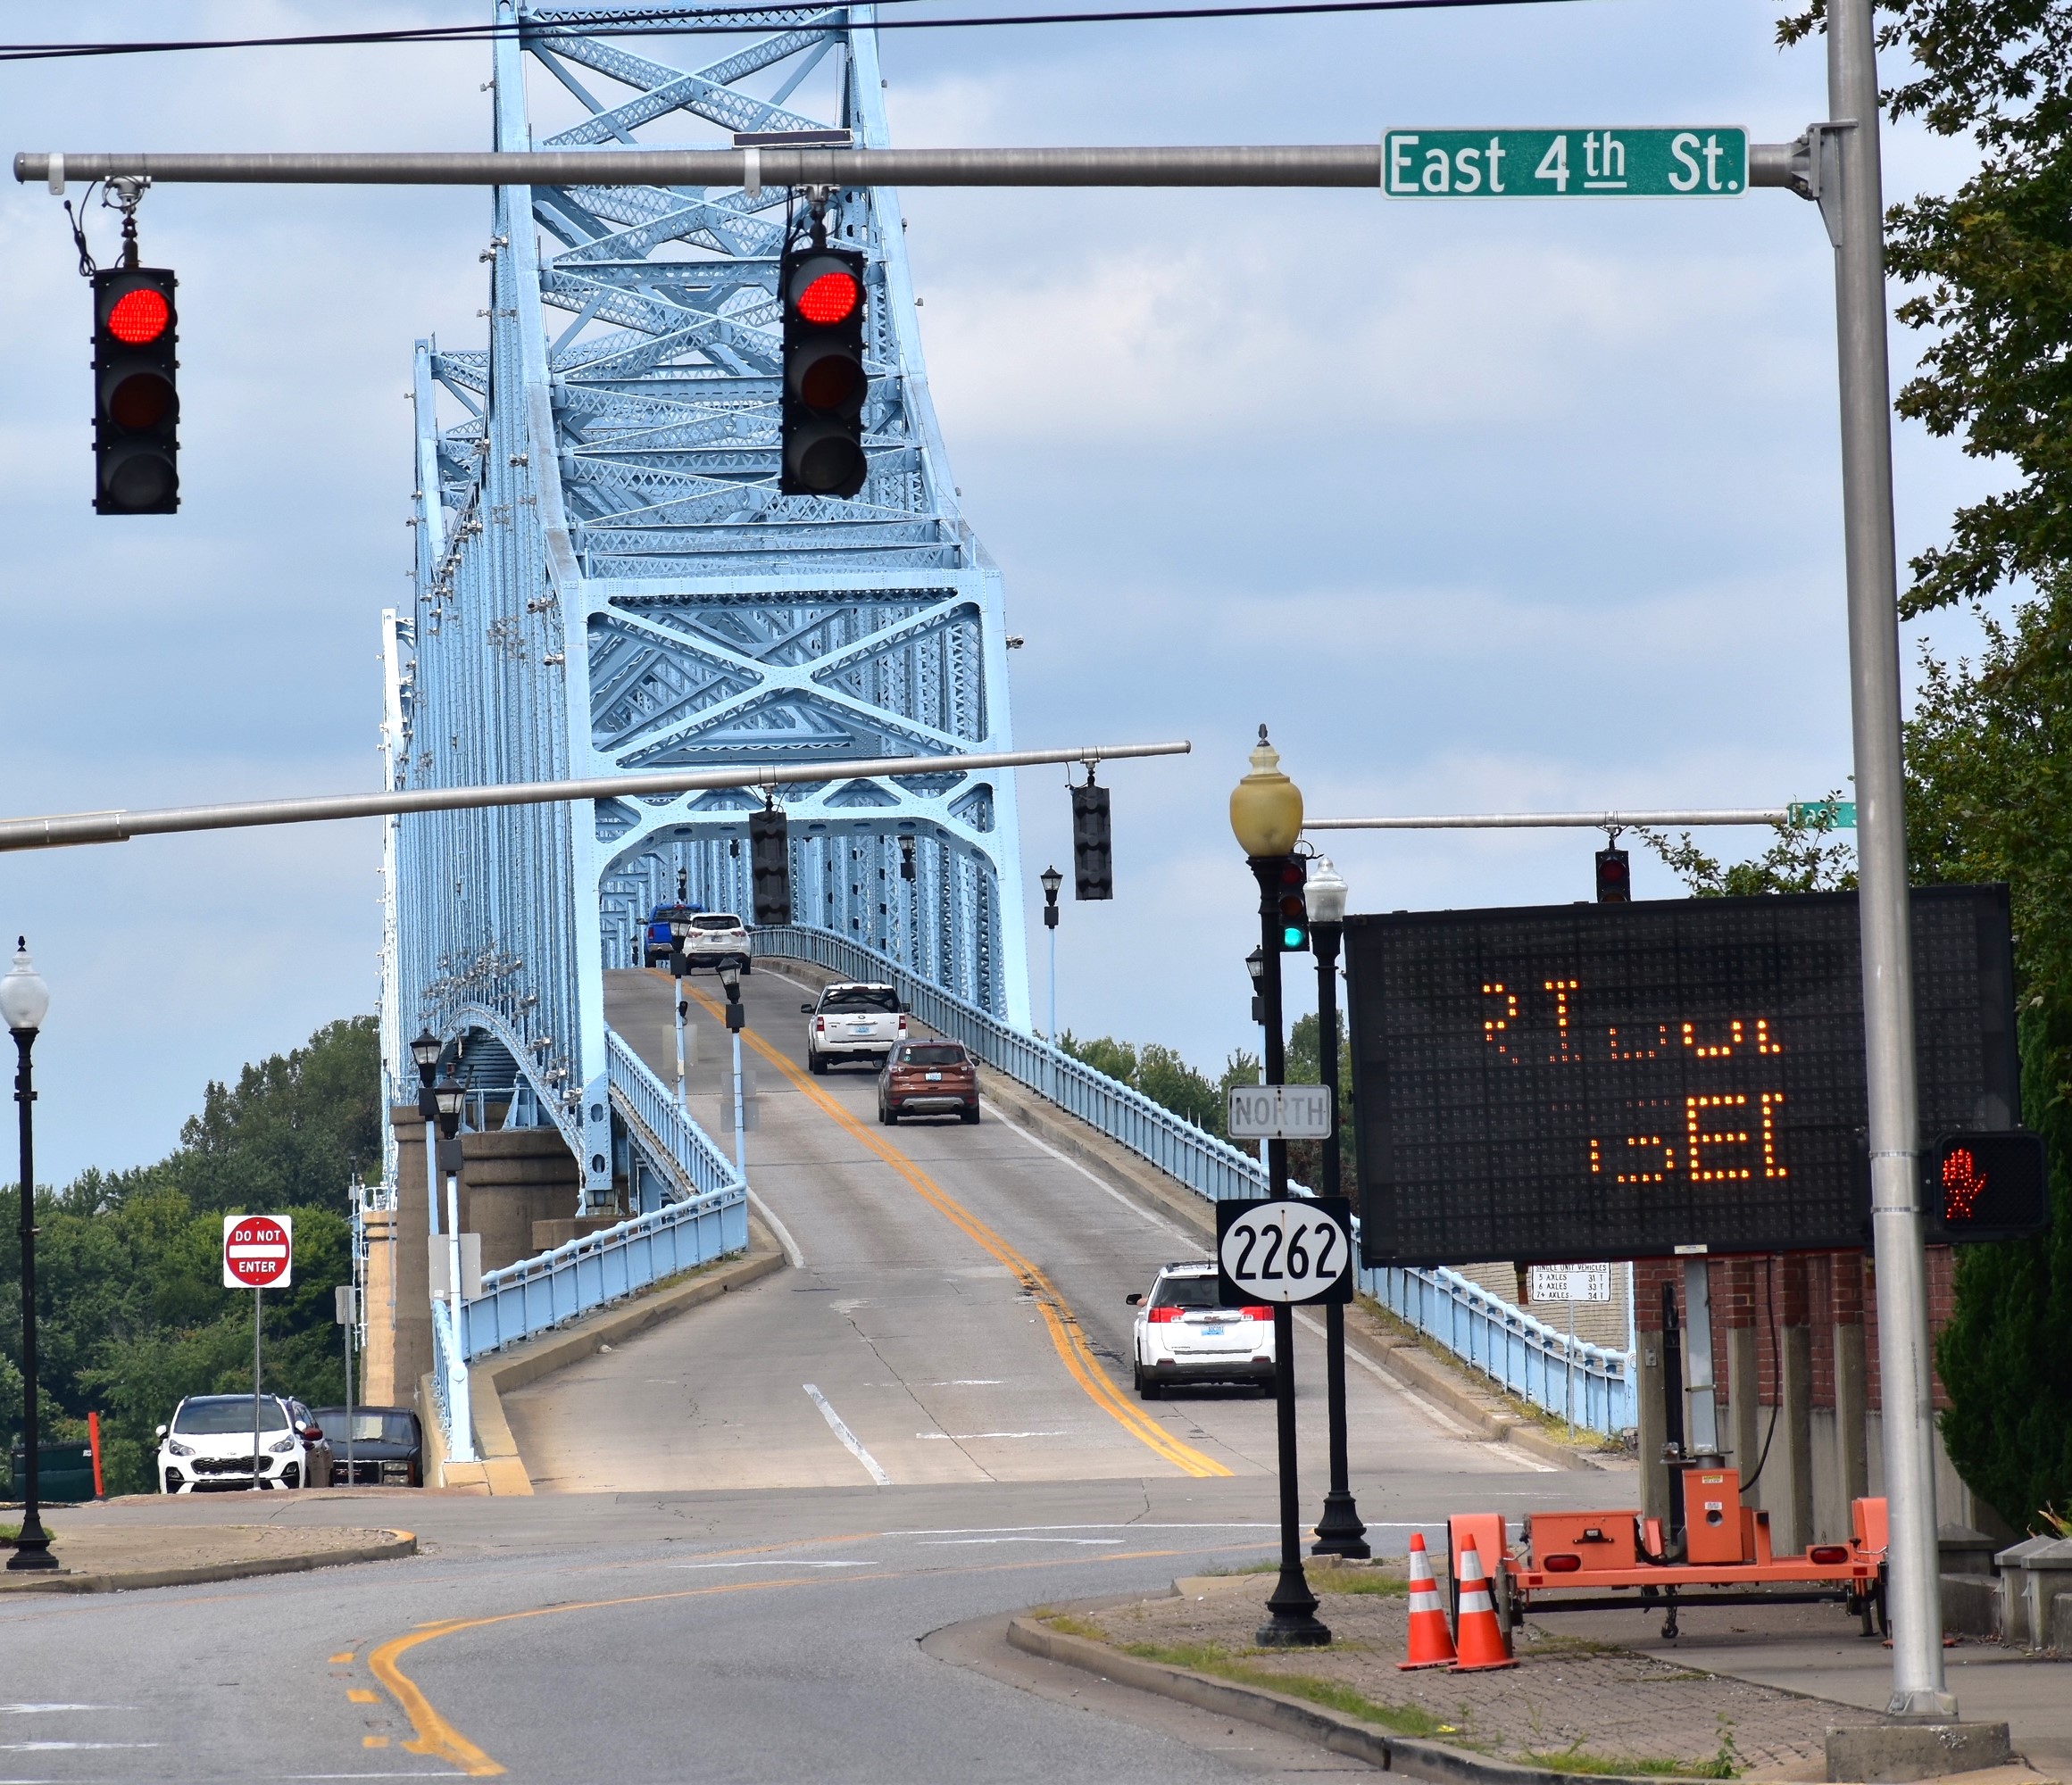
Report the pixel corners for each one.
[107,286,171,344]
[796,270,860,326]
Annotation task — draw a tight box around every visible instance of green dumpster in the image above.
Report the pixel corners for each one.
[7,1441,97,1505]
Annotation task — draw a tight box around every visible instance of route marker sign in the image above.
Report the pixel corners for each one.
[222,1213,294,1290]
[1383,129,1748,199]
[1216,1197,1353,1306]
[1227,1082,1334,1141]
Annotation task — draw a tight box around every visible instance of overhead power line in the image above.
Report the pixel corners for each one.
[0,0,1585,62]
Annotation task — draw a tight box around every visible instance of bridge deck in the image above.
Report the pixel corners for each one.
[501,967,1518,1492]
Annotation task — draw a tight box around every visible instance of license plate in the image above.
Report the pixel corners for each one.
[851,1025,873,1034]
[925,1072,944,1081]
[1200,1325,1224,1337]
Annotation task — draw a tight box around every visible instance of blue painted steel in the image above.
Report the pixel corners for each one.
[756,924,1635,1433]
[1359,1264,1635,1436]
[462,1183,748,1357]
[382,1,1031,1212]
[605,1029,744,1200]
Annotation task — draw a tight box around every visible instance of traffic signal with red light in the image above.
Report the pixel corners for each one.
[779,243,867,498]
[93,266,179,514]
[1926,1132,2051,1243]
[749,805,791,926]
[1273,854,1310,951]
[1595,845,1630,903]
[1072,781,1112,900]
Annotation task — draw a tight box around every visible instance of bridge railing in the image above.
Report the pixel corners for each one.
[1358,1262,1633,1435]
[604,1030,744,1203]
[755,925,1633,1436]
[754,926,1269,1204]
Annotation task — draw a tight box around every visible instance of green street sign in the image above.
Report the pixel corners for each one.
[1383,129,1749,198]
[1788,800,1857,830]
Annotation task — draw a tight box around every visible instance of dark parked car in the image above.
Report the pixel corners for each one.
[312,1407,424,1487]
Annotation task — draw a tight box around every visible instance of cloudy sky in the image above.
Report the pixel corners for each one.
[0,1,2002,1183]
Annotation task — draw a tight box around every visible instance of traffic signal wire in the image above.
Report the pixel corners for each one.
[0,0,1589,62]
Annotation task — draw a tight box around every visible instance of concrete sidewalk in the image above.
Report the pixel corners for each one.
[0,1519,414,1592]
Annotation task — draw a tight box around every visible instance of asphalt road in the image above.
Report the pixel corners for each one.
[1,963,1641,1781]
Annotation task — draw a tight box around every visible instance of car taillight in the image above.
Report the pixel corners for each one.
[1147,1307,1183,1323]
[1242,1307,1272,1321]
[816,1017,825,1031]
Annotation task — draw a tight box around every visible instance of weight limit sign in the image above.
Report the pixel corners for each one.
[1216,1197,1353,1307]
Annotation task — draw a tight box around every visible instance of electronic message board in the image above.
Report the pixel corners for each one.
[1346,886,2020,1266]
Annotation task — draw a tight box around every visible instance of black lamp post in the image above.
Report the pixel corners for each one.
[4,940,57,1572]
[411,1027,444,1238]
[1302,858,1369,1558]
[1228,730,1329,1648]
[1040,865,1062,1038]
[668,918,692,1110]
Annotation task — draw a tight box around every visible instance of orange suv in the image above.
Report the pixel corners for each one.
[878,1042,979,1125]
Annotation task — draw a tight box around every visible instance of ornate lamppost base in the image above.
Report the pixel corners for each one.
[1311,1490,1371,1559]
[1255,1565,1333,1648]
[5,1520,60,1572]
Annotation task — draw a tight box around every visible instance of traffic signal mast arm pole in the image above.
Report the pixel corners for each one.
[1307,809,1792,829]
[0,739,1188,853]
[15,143,1810,191]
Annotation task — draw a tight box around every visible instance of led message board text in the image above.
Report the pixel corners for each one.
[1346,887,2018,1266]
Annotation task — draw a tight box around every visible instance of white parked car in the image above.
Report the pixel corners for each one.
[803,982,907,1072]
[678,911,753,973]
[1128,1261,1277,1398]
[157,1393,325,1493]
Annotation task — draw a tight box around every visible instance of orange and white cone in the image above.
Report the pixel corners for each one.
[1399,1531,1457,1671]
[1450,1537,1517,1673]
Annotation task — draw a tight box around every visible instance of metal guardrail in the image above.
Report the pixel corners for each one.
[758,925,1635,1435]
[462,1183,748,1357]
[429,1296,474,1462]
[755,926,1272,1204]
[604,1030,745,1202]
[1361,1263,1634,1435]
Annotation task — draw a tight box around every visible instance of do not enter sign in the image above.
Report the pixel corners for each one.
[223,1214,294,1290]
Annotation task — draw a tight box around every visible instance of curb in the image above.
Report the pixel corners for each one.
[0,1529,417,1595]
[431,1224,786,1492]
[1004,1616,1671,1785]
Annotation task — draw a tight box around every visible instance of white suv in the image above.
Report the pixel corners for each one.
[803,982,907,1072]
[157,1393,323,1493]
[678,911,753,973]
[1128,1261,1277,1399]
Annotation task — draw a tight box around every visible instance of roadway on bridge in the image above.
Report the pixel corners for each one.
[503,964,1526,1496]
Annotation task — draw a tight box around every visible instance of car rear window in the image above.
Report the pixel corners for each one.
[317,1411,419,1447]
[175,1397,290,1434]
[691,914,742,931]
[1151,1275,1226,1311]
[822,987,899,1012]
[900,1045,967,1067]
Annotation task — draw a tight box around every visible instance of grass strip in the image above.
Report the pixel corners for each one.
[1521,1748,1735,1779]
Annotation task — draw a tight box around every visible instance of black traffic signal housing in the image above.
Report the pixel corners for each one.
[748,805,791,926]
[1595,844,1631,903]
[1071,781,1112,900]
[1273,854,1310,952]
[93,266,179,514]
[1926,1132,2051,1244]
[779,242,867,498]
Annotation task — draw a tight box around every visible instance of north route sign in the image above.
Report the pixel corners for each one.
[1345,886,2020,1266]
[1383,129,1749,198]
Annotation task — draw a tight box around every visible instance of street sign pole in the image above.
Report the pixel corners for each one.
[253,1285,262,1491]
[1825,0,1951,1720]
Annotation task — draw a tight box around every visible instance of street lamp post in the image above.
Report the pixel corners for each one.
[1229,729,1330,1648]
[409,1028,442,1240]
[4,941,57,1572]
[430,1072,476,1465]
[668,919,692,1111]
[1040,865,1062,1039]
[718,961,748,1178]
[1302,858,1369,1559]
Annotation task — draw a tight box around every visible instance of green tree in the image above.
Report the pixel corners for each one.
[1907,576,2072,1528]
[1635,800,1858,897]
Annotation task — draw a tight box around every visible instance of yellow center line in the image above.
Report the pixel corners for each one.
[686,983,1232,1480]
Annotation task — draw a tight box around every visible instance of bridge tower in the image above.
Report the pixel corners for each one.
[383,2,1029,1200]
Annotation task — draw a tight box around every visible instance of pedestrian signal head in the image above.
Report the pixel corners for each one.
[1926,1132,2051,1244]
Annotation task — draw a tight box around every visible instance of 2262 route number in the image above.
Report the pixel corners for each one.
[1215,1198,1353,1306]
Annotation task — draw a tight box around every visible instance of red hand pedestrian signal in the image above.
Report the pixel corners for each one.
[1942,1146,1985,1223]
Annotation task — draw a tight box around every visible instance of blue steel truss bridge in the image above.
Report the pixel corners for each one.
[382,1,1029,1209]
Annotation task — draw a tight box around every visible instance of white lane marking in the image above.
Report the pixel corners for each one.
[0,1744,158,1752]
[670,1559,879,1570]
[915,1430,1067,1440]
[936,1378,1004,1385]
[920,1537,1124,1547]
[0,1708,123,1716]
[747,1189,804,1268]
[803,1383,892,1487]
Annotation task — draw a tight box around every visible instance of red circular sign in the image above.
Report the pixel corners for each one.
[225,1215,293,1287]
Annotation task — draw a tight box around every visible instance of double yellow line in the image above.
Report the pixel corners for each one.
[686,981,1231,1480]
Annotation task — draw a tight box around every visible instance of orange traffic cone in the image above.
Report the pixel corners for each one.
[1399,1531,1457,1671]
[1450,1537,1517,1673]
